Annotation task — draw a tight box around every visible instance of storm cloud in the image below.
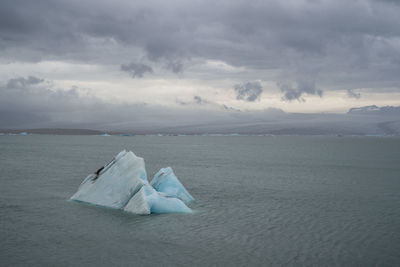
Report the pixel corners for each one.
[1,0,400,123]
[2,1,400,82]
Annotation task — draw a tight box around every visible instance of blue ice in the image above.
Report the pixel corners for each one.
[151,167,194,203]
[123,184,192,214]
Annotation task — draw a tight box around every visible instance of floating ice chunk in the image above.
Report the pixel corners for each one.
[151,167,194,203]
[123,184,192,215]
[71,150,195,215]
[70,150,148,209]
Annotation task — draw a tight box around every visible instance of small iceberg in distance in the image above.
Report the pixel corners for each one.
[70,150,194,215]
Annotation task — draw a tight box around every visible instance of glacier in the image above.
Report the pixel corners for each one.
[70,150,194,215]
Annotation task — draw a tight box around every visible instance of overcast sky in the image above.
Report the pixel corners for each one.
[1,0,400,129]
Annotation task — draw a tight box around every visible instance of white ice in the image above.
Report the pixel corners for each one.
[70,150,148,209]
[151,167,194,203]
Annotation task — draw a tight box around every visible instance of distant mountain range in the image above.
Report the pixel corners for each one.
[348,105,400,115]
[1,106,399,136]
[0,128,105,135]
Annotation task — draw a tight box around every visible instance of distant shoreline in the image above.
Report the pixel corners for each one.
[0,128,398,137]
[0,128,105,135]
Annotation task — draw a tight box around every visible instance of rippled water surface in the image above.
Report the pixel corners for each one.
[1,135,399,266]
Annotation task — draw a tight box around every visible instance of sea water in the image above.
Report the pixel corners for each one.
[0,135,399,266]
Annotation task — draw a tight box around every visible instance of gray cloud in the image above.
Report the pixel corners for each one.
[176,95,217,107]
[1,0,400,104]
[6,76,44,88]
[193,96,208,105]
[0,76,84,127]
[278,78,323,102]
[234,81,263,102]
[120,62,153,78]
[166,60,184,73]
[347,89,361,99]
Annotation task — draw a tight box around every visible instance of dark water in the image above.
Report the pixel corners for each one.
[1,135,399,266]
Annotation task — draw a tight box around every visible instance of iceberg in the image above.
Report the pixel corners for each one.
[151,167,194,203]
[70,150,194,215]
